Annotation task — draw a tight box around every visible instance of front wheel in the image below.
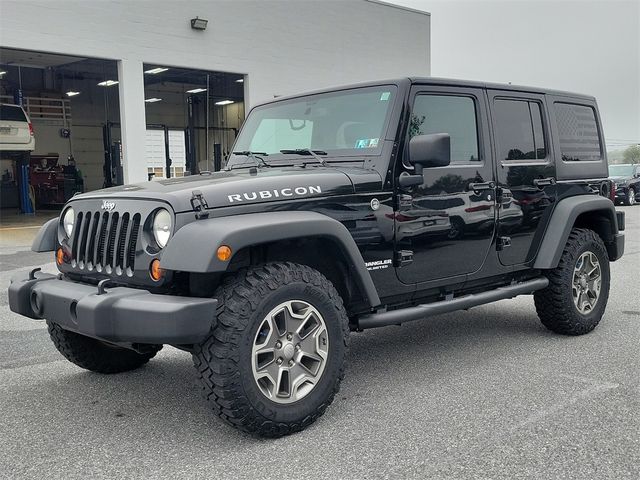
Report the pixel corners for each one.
[534,228,610,335]
[47,322,161,373]
[193,262,350,437]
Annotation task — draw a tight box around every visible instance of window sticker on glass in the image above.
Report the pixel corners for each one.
[355,138,379,148]
[380,92,390,101]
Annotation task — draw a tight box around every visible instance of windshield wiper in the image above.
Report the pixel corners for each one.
[231,151,271,169]
[279,149,328,167]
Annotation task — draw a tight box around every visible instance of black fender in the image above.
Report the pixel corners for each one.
[533,195,622,269]
[161,211,381,308]
[31,218,57,252]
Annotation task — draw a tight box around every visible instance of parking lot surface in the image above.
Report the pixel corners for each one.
[1,206,638,479]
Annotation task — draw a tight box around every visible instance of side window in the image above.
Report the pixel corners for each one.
[554,103,602,162]
[410,95,479,163]
[494,99,547,161]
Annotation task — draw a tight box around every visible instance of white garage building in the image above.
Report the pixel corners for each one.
[0,0,429,204]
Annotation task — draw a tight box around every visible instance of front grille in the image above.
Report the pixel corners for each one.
[70,210,141,276]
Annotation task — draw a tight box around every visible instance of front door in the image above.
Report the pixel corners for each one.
[395,86,496,285]
[488,91,556,266]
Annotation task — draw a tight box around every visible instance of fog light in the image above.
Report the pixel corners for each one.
[217,245,232,261]
[56,248,64,265]
[150,259,164,281]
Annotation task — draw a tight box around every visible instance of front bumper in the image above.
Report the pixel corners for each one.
[8,271,217,344]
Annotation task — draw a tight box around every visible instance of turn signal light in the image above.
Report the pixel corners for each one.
[150,259,164,281]
[56,248,64,265]
[217,245,232,261]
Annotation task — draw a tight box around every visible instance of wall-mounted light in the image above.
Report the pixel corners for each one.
[97,80,119,87]
[144,67,169,75]
[235,78,244,83]
[65,91,80,97]
[145,98,162,103]
[186,87,207,94]
[190,17,208,30]
[215,100,234,106]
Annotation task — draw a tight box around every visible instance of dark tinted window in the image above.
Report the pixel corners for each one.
[0,105,28,122]
[411,95,479,163]
[494,99,547,161]
[554,103,602,162]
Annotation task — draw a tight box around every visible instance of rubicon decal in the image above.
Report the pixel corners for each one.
[228,185,322,203]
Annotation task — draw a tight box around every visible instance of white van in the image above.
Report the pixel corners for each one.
[0,104,35,151]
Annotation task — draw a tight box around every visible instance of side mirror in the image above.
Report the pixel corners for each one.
[409,133,451,168]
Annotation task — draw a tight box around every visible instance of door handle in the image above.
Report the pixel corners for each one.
[533,177,556,188]
[469,181,495,192]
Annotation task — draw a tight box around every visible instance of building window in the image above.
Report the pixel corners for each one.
[410,95,479,163]
[554,103,602,162]
[494,99,547,161]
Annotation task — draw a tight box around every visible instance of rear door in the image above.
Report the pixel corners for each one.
[0,104,31,145]
[488,91,556,266]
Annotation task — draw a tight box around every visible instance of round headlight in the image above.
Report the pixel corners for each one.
[62,207,75,237]
[152,209,172,248]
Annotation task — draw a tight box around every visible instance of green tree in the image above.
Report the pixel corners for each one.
[622,144,640,164]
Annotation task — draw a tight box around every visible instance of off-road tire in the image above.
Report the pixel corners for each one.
[47,321,161,373]
[193,262,350,437]
[534,228,610,335]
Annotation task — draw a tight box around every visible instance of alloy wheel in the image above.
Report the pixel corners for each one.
[251,300,329,404]
[572,251,601,314]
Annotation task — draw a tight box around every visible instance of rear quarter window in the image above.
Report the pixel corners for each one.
[0,105,28,122]
[554,103,602,162]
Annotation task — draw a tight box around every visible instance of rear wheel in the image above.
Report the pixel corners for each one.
[47,322,161,373]
[193,262,349,437]
[624,188,636,206]
[534,228,610,335]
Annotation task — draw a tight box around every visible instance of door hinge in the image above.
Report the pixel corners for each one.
[497,236,511,250]
[394,249,413,267]
[396,194,412,210]
[190,190,210,219]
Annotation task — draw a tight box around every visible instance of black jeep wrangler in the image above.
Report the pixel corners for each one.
[9,78,625,437]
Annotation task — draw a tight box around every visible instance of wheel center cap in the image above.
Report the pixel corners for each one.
[282,343,295,361]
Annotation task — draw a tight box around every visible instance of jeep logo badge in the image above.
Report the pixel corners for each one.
[101,200,116,211]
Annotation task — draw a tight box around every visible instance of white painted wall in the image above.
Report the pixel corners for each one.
[0,0,430,183]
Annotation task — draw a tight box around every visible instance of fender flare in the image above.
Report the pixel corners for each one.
[161,211,381,308]
[533,195,619,269]
[31,218,57,252]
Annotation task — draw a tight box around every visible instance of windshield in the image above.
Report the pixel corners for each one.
[609,164,634,176]
[228,86,397,167]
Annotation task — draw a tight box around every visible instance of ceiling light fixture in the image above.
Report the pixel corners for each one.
[145,98,162,103]
[215,100,234,106]
[235,78,244,83]
[144,67,169,75]
[190,17,208,30]
[65,91,80,97]
[0,71,7,77]
[186,87,207,94]
[97,80,119,87]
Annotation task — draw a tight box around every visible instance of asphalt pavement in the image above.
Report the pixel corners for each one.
[0,206,638,479]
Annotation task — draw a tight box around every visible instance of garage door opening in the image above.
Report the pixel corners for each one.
[142,65,245,179]
[0,47,121,217]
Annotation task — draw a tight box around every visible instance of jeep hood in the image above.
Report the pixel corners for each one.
[71,166,382,213]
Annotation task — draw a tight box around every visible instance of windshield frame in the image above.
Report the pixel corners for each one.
[226,84,400,168]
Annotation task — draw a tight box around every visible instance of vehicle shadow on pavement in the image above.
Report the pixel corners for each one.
[3,300,553,442]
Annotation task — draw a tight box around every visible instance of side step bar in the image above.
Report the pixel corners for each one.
[357,277,549,330]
